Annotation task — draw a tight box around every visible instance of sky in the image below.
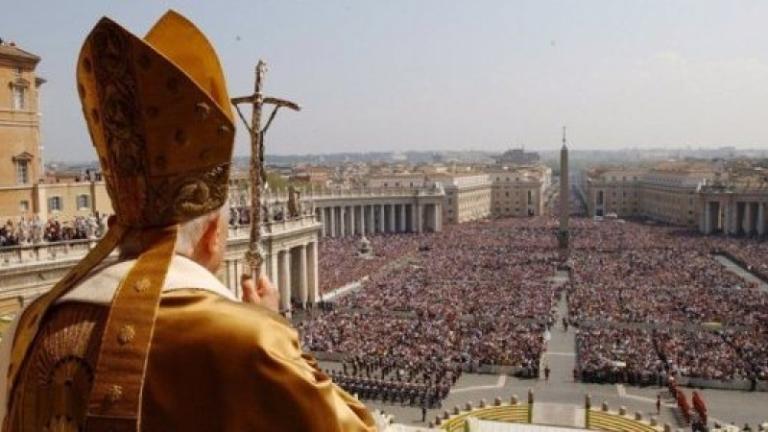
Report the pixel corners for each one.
[3,1,768,162]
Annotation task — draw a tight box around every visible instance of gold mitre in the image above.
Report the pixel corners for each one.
[77,10,235,227]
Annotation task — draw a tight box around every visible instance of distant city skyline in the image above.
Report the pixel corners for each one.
[3,0,768,162]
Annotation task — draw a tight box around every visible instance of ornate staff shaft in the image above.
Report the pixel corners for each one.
[244,61,266,277]
[232,60,300,281]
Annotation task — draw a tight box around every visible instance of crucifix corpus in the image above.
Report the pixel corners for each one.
[231,60,301,287]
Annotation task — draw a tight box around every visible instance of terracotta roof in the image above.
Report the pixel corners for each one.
[0,42,40,64]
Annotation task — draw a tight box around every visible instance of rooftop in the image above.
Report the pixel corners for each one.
[0,40,40,65]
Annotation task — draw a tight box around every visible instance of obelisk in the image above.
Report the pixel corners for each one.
[558,127,570,249]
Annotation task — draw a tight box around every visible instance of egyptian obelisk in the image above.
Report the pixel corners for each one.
[558,127,570,249]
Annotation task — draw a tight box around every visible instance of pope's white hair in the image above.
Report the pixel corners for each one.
[118,204,228,258]
[174,205,228,256]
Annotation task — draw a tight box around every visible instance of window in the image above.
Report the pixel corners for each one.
[48,196,62,212]
[12,86,25,110]
[19,200,29,212]
[77,194,91,209]
[15,160,29,184]
[527,190,533,205]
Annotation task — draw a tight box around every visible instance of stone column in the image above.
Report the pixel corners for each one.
[744,202,754,235]
[298,244,308,308]
[399,204,406,233]
[368,205,375,233]
[340,206,346,236]
[432,204,439,232]
[388,204,396,234]
[307,242,319,304]
[416,204,423,233]
[360,205,366,235]
[703,202,712,235]
[279,250,291,314]
[758,203,766,236]
[330,206,336,238]
[319,207,326,237]
[269,249,279,287]
[350,205,356,236]
[379,204,385,233]
[724,202,735,236]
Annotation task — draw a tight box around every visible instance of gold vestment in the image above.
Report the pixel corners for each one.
[3,260,374,431]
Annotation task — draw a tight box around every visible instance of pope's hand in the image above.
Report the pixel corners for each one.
[241,272,280,313]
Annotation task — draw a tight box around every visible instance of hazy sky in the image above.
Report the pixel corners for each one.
[3,1,768,161]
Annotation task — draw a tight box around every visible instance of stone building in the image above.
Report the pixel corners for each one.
[698,164,768,236]
[581,161,768,236]
[488,166,552,218]
[582,166,645,218]
[437,173,493,224]
[0,40,44,187]
[364,167,552,225]
[0,42,113,221]
[582,160,730,229]
[639,162,716,226]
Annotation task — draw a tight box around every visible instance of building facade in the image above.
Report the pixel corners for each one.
[0,42,115,222]
[584,162,716,227]
[0,41,44,187]
[488,166,551,218]
[366,167,552,225]
[583,160,768,236]
[698,166,768,236]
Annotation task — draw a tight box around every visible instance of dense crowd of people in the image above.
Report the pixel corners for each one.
[567,220,768,383]
[303,215,768,400]
[300,219,566,405]
[318,235,426,294]
[0,215,108,246]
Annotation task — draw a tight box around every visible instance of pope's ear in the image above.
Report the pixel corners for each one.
[201,214,221,254]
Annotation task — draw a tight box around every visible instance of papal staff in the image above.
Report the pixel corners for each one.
[232,60,300,290]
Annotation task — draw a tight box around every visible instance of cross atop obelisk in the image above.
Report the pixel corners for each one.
[558,126,570,250]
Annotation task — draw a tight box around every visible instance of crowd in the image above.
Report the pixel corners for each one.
[318,235,426,294]
[0,214,109,247]
[300,219,565,405]
[567,219,768,383]
[304,215,768,396]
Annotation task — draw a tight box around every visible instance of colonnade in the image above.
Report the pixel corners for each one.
[701,200,768,236]
[315,202,442,237]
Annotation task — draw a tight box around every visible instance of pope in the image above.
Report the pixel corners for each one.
[0,11,375,432]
